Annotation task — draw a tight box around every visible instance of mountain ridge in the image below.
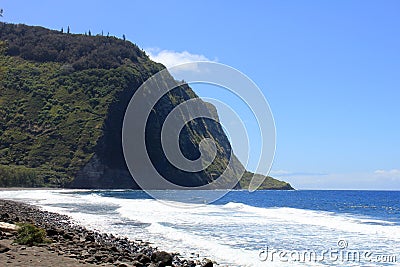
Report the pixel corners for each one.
[0,22,293,190]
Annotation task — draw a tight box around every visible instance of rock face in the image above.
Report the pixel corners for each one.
[0,22,293,190]
[69,66,244,189]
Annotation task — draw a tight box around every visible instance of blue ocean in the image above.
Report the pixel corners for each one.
[0,190,399,266]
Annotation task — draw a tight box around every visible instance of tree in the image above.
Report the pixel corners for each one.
[88,30,91,36]
[61,27,63,33]
[122,34,126,41]
[67,26,70,34]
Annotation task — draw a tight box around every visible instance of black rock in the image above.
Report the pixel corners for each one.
[46,228,59,236]
[63,232,74,240]
[202,259,213,267]
[151,251,173,267]
[0,244,10,253]
[105,256,116,263]
[135,253,151,264]
[110,246,119,252]
[94,253,105,261]
[85,234,95,242]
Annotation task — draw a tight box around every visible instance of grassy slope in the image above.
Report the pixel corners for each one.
[0,40,160,186]
[240,172,293,190]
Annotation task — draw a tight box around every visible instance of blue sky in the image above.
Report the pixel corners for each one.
[1,0,399,189]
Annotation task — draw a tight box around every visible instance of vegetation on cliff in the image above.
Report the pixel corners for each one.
[0,24,160,186]
[0,23,293,190]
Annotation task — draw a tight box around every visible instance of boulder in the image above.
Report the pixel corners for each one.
[0,243,10,253]
[202,259,213,267]
[135,253,151,264]
[0,222,19,232]
[151,251,173,267]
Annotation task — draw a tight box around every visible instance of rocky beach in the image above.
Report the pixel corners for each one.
[0,199,214,267]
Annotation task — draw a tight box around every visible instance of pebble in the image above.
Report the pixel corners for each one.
[0,199,214,266]
[0,243,10,253]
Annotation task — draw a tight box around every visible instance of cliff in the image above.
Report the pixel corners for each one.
[0,23,293,190]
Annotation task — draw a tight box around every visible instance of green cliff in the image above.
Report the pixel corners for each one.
[0,23,293,190]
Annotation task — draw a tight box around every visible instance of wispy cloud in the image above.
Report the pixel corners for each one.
[145,48,214,68]
[270,169,400,190]
[374,169,400,176]
[270,170,327,177]
[269,170,292,176]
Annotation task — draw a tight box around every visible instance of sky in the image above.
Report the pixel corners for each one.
[1,0,399,189]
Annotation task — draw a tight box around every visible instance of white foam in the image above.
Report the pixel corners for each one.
[221,203,400,240]
[148,222,257,266]
[1,190,399,266]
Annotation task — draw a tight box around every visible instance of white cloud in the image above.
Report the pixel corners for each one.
[374,169,400,176]
[145,48,214,68]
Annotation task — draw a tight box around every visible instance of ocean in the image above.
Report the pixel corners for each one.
[0,189,399,266]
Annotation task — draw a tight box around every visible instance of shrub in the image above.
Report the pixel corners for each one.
[14,223,51,246]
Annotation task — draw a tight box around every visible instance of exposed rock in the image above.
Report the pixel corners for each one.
[0,22,246,190]
[0,22,294,190]
[85,233,95,242]
[202,259,213,267]
[151,251,173,267]
[135,253,151,264]
[46,228,61,236]
[0,222,19,232]
[0,243,10,253]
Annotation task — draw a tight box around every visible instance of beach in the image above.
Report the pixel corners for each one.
[0,198,213,267]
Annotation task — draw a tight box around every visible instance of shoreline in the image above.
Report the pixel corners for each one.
[0,188,67,191]
[0,199,214,267]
